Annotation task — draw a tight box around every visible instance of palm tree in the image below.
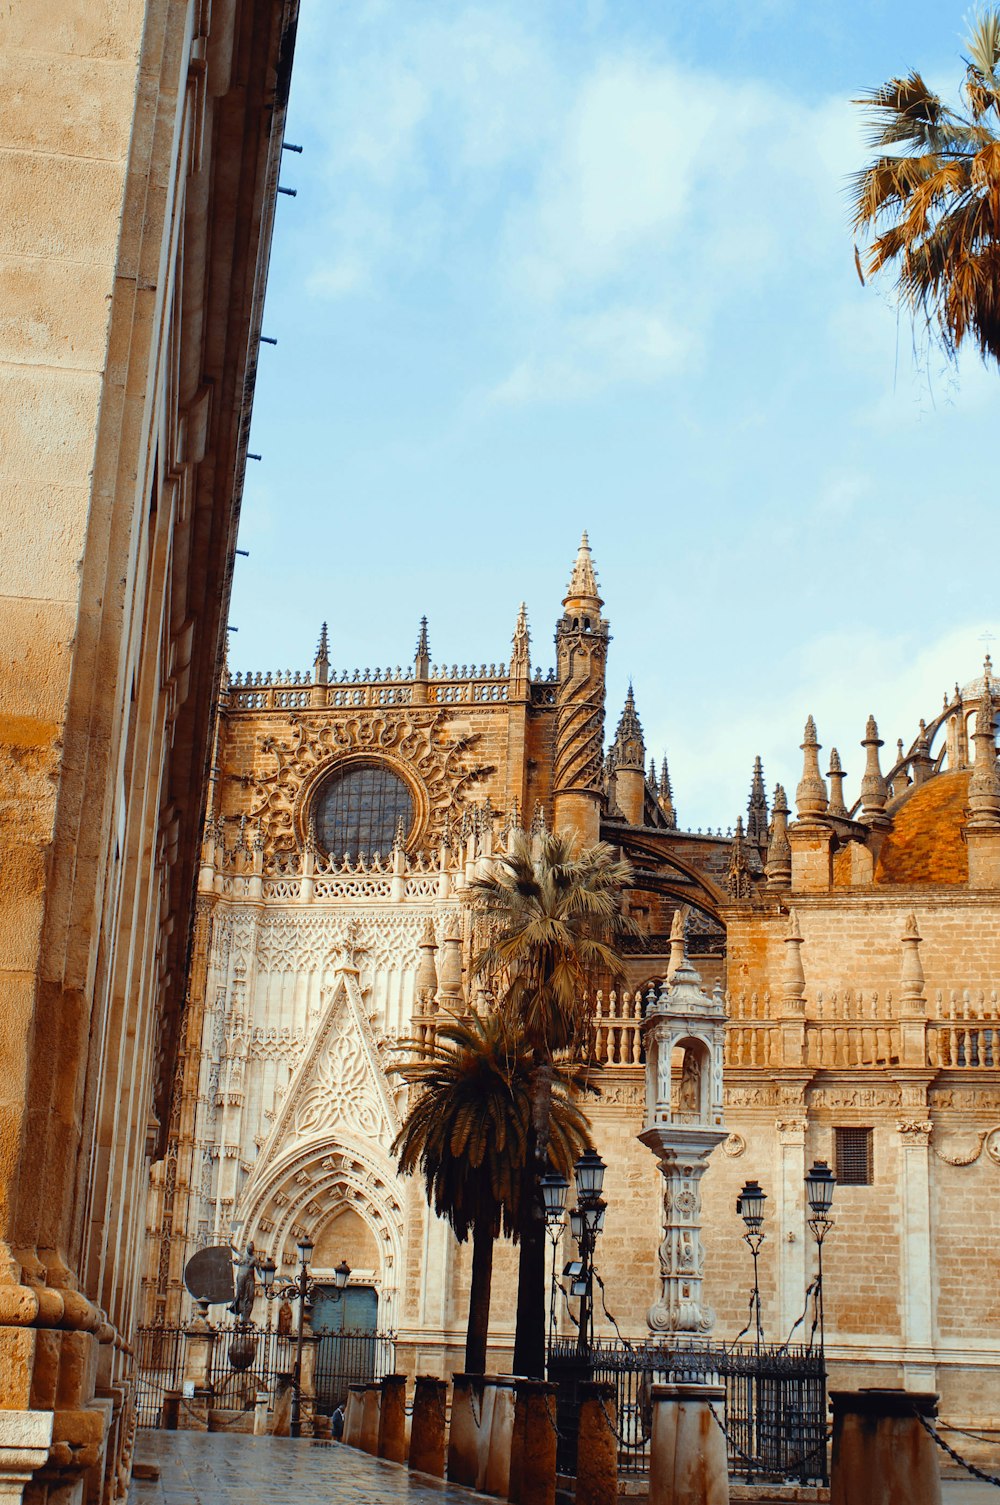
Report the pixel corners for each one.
[851,10,1000,368]
[470,829,634,1379]
[392,1007,591,1374]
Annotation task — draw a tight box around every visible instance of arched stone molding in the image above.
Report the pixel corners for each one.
[237,1133,405,1327]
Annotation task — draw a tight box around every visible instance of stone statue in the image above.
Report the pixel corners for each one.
[229,1241,257,1323]
[277,1298,293,1336]
[678,1048,702,1117]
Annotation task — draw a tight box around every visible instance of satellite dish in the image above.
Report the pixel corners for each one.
[184,1246,236,1305]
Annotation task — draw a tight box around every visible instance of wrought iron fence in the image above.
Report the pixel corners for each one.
[134,1322,397,1427]
[548,1339,827,1485]
[134,1326,185,1428]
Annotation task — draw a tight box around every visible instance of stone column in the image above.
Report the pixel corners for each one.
[0,1412,53,1505]
[830,1389,941,1505]
[639,1136,724,1335]
[298,1332,320,1438]
[576,1382,617,1505]
[649,1384,728,1505]
[179,1312,216,1431]
[896,1120,936,1390]
[775,1115,808,1341]
[448,1374,486,1487]
[359,1384,381,1455]
[343,1385,366,1448]
[484,1376,517,1498]
[378,1375,408,1463]
[508,1381,557,1505]
[409,1376,447,1477]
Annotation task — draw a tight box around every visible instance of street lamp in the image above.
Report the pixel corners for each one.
[259,1244,352,1438]
[804,1160,836,1360]
[540,1173,569,1357]
[569,1150,607,1357]
[736,1179,767,1352]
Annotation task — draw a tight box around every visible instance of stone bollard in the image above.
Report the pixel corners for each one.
[378,1375,408,1463]
[830,1389,942,1505]
[483,1376,517,1498]
[343,1384,367,1448]
[409,1375,448,1477]
[508,1380,557,1505]
[360,1383,382,1455]
[449,1374,488,1487]
[253,1391,269,1437]
[649,1383,729,1505]
[577,1382,618,1505]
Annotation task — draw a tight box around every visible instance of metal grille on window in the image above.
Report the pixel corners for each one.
[313,763,413,861]
[835,1126,873,1185]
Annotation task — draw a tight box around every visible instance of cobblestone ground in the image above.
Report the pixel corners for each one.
[130,1432,497,1505]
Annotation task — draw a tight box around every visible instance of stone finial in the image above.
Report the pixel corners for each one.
[667,907,686,982]
[746,755,769,851]
[531,802,547,836]
[795,716,829,820]
[727,818,752,901]
[415,917,439,1002]
[648,755,657,786]
[782,909,806,1012]
[313,622,330,685]
[900,913,925,1007]
[513,601,529,648]
[437,920,464,1004]
[391,815,406,854]
[563,529,603,610]
[509,602,531,697]
[967,690,1000,828]
[859,714,889,825]
[414,616,431,681]
[765,783,792,889]
[659,753,677,828]
[911,719,934,785]
[827,747,848,817]
[612,683,645,770]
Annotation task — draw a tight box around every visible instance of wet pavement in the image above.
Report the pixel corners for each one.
[130,1432,497,1505]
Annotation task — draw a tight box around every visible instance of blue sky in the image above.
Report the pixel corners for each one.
[230,0,999,831]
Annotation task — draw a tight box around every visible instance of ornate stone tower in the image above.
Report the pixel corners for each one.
[553,532,610,843]
[639,950,727,1335]
[611,684,646,825]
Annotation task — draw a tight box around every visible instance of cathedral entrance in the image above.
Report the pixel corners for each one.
[312,1284,388,1413]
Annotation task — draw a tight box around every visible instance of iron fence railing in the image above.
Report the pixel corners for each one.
[548,1339,827,1485]
[134,1323,396,1426]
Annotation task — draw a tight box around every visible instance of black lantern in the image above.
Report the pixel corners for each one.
[805,1160,836,1216]
[574,1148,607,1201]
[334,1259,351,1291]
[569,1207,583,1243]
[297,1234,315,1265]
[540,1172,570,1222]
[259,1254,276,1288]
[737,1179,767,1235]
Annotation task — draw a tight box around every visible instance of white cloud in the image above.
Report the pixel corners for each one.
[490,302,695,403]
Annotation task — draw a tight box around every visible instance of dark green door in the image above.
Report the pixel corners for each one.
[311,1286,384,1413]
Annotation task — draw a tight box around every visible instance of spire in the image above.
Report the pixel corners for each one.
[648,756,657,786]
[911,720,934,786]
[795,715,829,820]
[509,601,531,698]
[900,913,925,1010]
[967,689,1000,828]
[415,615,430,667]
[313,621,330,685]
[782,909,806,1014]
[765,783,792,889]
[415,917,439,1004]
[658,754,676,828]
[827,748,848,818]
[612,683,645,770]
[667,907,686,982]
[859,714,889,826]
[562,530,603,612]
[513,601,530,647]
[727,817,752,900]
[745,755,769,850]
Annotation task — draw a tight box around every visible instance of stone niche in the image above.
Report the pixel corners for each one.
[312,1205,381,1276]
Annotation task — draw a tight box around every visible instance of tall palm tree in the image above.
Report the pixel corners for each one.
[851,10,1000,368]
[392,1007,591,1374]
[470,830,634,1379]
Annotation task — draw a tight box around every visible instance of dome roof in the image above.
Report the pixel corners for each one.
[874,769,970,886]
[960,654,1000,707]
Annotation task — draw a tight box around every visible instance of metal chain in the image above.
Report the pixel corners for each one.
[707,1403,830,1478]
[940,1422,1000,1447]
[541,1396,565,1441]
[178,1396,259,1433]
[469,1385,482,1430]
[915,1410,1000,1489]
[596,1394,650,1452]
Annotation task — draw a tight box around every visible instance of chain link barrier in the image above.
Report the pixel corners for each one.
[915,1409,1000,1489]
[707,1402,831,1480]
[596,1393,650,1452]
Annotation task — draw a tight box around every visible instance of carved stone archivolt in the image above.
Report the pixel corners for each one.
[248,709,494,855]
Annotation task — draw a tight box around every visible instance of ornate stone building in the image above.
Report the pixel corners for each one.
[149,535,1000,1425]
[0,0,298,1499]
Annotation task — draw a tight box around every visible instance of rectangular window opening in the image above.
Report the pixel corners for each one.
[835,1126,873,1185]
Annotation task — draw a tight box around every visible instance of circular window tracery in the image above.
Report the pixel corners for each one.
[312,762,414,860]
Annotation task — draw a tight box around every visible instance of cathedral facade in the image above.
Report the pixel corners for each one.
[148,535,1000,1425]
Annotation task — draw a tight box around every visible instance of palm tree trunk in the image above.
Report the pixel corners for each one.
[465,1219,495,1374]
[512,1108,547,1380]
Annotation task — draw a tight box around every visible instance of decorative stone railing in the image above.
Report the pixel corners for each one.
[926,1021,1000,1069]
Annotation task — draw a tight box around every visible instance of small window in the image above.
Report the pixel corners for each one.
[835,1126,873,1185]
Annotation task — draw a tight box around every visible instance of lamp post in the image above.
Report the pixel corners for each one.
[804,1160,836,1361]
[568,1150,607,1357]
[540,1172,569,1359]
[736,1179,767,1353]
[259,1242,351,1438]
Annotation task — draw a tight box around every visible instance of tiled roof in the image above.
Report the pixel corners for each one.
[875,770,970,886]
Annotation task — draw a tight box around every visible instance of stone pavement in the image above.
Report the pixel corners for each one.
[130,1432,498,1505]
